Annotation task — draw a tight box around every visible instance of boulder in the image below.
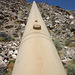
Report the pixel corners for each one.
[9,50,14,55]
[21,23,25,27]
[5,25,13,29]
[0,14,4,20]
[0,66,6,75]
[69,15,74,19]
[46,16,50,20]
[14,50,18,55]
[70,20,75,25]
[12,42,17,46]
[0,59,6,67]
[12,54,17,59]
[0,32,11,42]
[4,59,8,63]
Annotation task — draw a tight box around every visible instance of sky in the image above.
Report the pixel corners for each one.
[27,0,75,11]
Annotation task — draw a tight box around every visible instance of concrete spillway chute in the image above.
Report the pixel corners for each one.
[12,1,67,75]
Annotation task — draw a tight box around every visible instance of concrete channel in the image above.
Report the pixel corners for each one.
[12,1,67,75]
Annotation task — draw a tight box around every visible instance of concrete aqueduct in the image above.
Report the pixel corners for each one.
[12,1,67,75]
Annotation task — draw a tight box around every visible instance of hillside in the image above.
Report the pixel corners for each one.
[0,0,75,75]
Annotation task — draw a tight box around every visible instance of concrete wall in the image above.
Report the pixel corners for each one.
[12,1,67,75]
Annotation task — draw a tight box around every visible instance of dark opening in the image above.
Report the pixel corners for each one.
[35,20,38,22]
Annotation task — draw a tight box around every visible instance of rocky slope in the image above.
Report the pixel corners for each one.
[0,0,31,74]
[39,3,75,62]
[38,3,75,60]
[0,0,75,75]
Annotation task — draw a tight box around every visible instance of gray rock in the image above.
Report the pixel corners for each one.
[12,54,17,59]
[5,25,13,29]
[0,32,11,42]
[9,50,14,55]
[0,66,6,75]
[46,16,50,20]
[0,60,7,67]
[69,15,74,19]
[50,25,55,30]
[0,14,4,20]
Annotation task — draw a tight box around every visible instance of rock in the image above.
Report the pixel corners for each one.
[62,30,66,34]
[11,46,16,49]
[0,60,6,67]
[61,57,71,62]
[70,20,75,25]
[0,20,3,26]
[13,32,18,37]
[50,25,55,30]
[69,15,74,19]
[17,41,20,44]
[64,46,68,49]
[4,59,8,63]
[21,23,25,27]
[0,14,4,20]
[12,9,18,13]
[61,57,68,62]
[14,50,18,55]
[70,28,75,33]
[0,67,6,75]
[46,16,50,20]
[21,30,24,33]
[5,25,13,29]
[55,20,61,23]
[66,34,70,37]
[0,56,6,75]
[23,17,27,20]
[12,54,17,59]
[70,49,75,57]
[0,56,3,61]
[13,42,17,46]
[0,32,11,42]
[66,51,70,55]
[9,50,14,55]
